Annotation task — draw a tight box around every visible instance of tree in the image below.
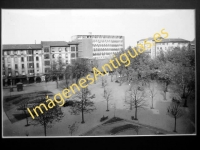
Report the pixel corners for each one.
[102,77,108,97]
[157,61,175,100]
[103,88,112,111]
[17,95,32,126]
[70,88,96,123]
[71,58,90,84]
[50,57,66,88]
[173,64,195,107]
[31,95,64,136]
[91,58,99,84]
[125,85,147,120]
[167,99,184,132]
[147,81,157,109]
[163,46,195,106]
[68,121,79,136]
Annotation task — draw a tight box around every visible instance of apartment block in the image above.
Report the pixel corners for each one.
[2,41,79,86]
[137,38,190,59]
[71,34,125,59]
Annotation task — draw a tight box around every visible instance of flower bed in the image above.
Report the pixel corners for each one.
[102,117,124,125]
[110,124,139,135]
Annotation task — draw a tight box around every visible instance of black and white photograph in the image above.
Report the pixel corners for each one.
[1,9,196,137]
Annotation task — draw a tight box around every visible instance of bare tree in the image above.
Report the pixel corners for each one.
[125,85,147,120]
[68,121,79,136]
[147,82,157,109]
[102,77,108,97]
[91,59,99,84]
[17,95,31,126]
[31,96,64,136]
[167,99,184,132]
[70,88,96,123]
[124,90,133,111]
[103,88,112,111]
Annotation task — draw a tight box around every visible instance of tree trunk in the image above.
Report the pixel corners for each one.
[174,117,177,132]
[151,97,154,109]
[24,110,29,126]
[135,106,138,120]
[165,81,168,92]
[106,100,109,111]
[164,91,167,100]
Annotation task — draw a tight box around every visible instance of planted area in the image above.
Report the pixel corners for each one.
[3,90,54,123]
[102,117,124,125]
[110,124,139,135]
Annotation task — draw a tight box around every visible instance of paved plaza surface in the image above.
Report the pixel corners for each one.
[3,74,195,136]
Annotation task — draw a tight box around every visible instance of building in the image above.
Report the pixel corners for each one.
[190,38,195,51]
[137,38,190,59]
[2,41,79,86]
[71,34,125,59]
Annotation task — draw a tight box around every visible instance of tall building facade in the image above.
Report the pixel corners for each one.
[2,41,79,86]
[137,38,190,59]
[71,34,125,59]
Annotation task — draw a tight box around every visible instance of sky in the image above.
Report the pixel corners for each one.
[2,9,195,48]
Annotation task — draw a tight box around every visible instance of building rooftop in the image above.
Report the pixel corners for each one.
[138,37,189,43]
[160,38,190,43]
[41,41,69,46]
[3,44,42,50]
[72,35,124,38]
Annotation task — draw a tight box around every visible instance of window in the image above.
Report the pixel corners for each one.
[59,48,62,52]
[71,47,75,51]
[15,71,19,76]
[7,51,10,55]
[21,57,24,62]
[3,64,5,70]
[28,63,34,68]
[14,51,18,55]
[22,71,25,75]
[65,47,68,52]
[44,54,50,59]
[44,61,50,66]
[45,68,50,73]
[15,64,18,69]
[14,57,18,63]
[44,47,49,52]
[37,63,39,68]
[28,70,34,74]
[71,53,75,58]
[36,56,39,61]
[27,50,32,54]
[22,64,24,69]
[52,54,55,59]
[66,60,68,64]
[7,57,11,63]
[20,51,24,55]
[8,64,11,68]
[27,56,33,61]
